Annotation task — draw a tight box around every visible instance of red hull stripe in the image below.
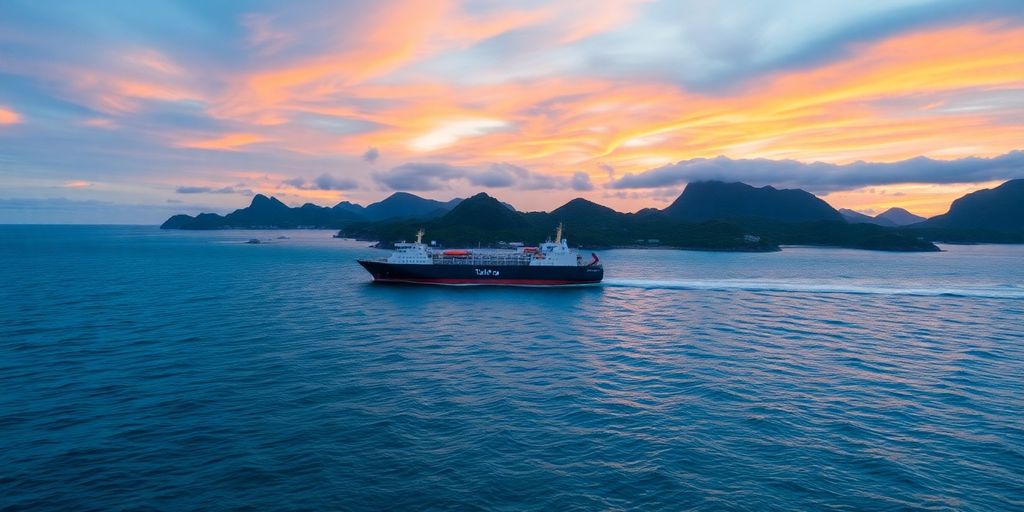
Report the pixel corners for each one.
[373,277,599,286]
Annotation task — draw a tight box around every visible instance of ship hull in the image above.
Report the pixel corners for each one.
[357,260,603,286]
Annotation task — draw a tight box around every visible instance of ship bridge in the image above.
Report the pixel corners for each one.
[529,223,581,266]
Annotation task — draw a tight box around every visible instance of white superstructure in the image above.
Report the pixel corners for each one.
[380,224,597,268]
[387,229,433,264]
[529,223,579,266]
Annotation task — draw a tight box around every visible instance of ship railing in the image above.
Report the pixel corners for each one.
[431,254,533,265]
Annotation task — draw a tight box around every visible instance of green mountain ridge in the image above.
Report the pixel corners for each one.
[840,207,926,227]
[161,179,1024,251]
[440,193,529,230]
[915,179,1023,232]
[906,179,1024,243]
[344,190,935,252]
[665,181,844,222]
[877,207,926,226]
[839,208,897,227]
[161,192,462,229]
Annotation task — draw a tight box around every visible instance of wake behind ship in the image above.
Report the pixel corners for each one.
[357,225,603,286]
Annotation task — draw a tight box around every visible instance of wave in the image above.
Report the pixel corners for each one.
[602,278,1024,299]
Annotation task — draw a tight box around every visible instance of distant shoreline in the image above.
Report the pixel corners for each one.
[158,180,1023,253]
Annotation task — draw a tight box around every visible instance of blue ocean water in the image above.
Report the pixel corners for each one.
[1,225,1022,511]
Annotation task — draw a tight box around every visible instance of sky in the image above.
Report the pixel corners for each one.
[0,0,1022,223]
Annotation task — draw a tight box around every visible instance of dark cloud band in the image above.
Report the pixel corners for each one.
[608,150,1024,193]
[282,173,360,191]
[373,162,593,192]
[176,186,254,195]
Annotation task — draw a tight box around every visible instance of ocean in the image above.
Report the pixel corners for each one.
[2,225,1022,510]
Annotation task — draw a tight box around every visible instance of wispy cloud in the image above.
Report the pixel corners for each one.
[178,133,270,151]
[374,162,596,192]
[282,173,360,191]
[0,1,1022,220]
[176,185,254,196]
[373,163,468,191]
[570,172,594,191]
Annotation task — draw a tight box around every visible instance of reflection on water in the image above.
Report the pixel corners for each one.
[0,226,1022,510]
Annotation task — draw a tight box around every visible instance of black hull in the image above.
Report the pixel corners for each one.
[357,260,603,286]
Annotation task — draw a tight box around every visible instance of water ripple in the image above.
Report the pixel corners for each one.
[1,227,1022,510]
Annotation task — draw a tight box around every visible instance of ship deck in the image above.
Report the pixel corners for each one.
[430,253,535,265]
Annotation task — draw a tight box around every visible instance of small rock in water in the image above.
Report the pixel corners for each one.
[246,238,261,244]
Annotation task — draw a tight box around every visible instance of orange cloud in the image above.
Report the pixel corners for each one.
[0,48,205,115]
[211,1,453,123]
[553,1,645,44]
[0,106,21,124]
[29,12,1010,214]
[240,13,292,56]
[82,117,116,128]
[193,19,1018,212]
[121,49,185,76]
[595,24,1024,165]
[209,0,648,127]
[294,22,1018,200]
[179,133,270,151]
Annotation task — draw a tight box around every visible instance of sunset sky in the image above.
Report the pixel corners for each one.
[1,0,1022,223]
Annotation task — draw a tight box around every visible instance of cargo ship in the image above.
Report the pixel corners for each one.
[357,224,603,286]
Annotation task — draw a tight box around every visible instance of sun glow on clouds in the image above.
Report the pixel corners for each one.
[332,23,1022,195]
[0,107,20,124]
[179,133,271,151]
[1,1,1022,217]
[822,181,1010,218]
[82,117,115,128]
[411,119,509,151]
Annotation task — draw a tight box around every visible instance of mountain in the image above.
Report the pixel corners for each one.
[161,183,943,251]
[362,192,461,221]
[664,181,844,222]
[439,193,528,230]
[355,193,536,247]
[916,179,1024,232]
[544,198,638,247]
[551,198,621,223]
[876,207,925,226]
[332,200,366,217]
[634,207,664,217]
[839,208,894,226]
[162,192,463,229]
[161,214,198,229]
[348,188,936,252]
[161,194,364,229]
[839,207,925,227]
[225,194,292,225]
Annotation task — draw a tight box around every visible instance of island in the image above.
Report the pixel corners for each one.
[161,179,1024,252]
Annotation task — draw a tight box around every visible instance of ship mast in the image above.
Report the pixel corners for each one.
[415,229,425,245]
[555,222,563,244]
